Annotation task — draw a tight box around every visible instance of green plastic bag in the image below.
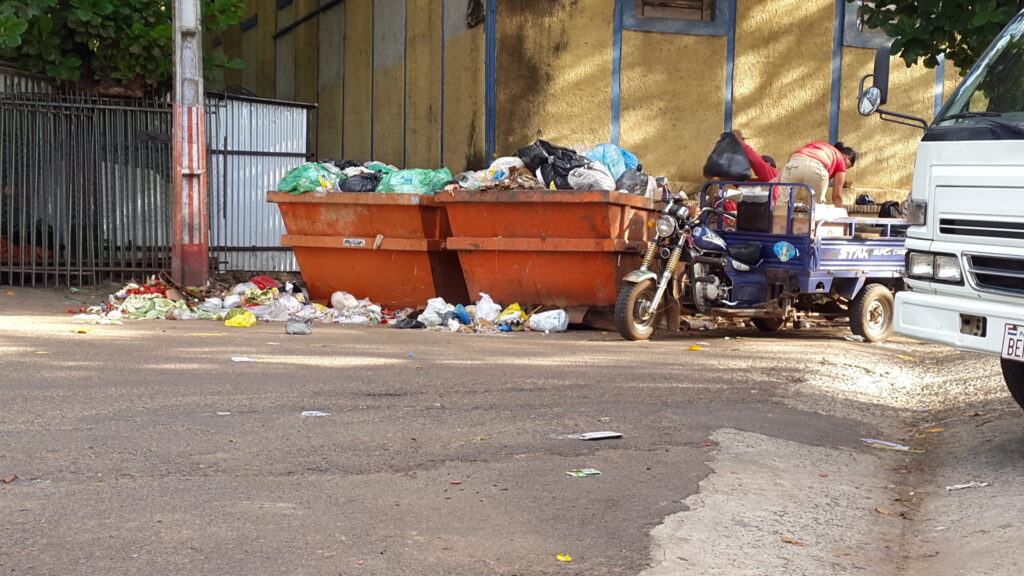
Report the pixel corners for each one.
[277,163,339,194]
[364,161,397,175]
[376,168,453,195]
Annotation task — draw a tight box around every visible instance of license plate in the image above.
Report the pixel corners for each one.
[1001,323,1024,360]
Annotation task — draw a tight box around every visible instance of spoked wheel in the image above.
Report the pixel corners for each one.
[849,283,894,342]
[615,280,658,341]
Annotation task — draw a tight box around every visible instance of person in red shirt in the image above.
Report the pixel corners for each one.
[732,129,780,204]
[778,141,857,210]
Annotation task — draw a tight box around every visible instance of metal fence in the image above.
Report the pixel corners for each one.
[0,75,313,287]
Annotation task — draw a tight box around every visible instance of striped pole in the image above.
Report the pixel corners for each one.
[172,0,209,286]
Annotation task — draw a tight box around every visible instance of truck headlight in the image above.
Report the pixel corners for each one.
[934,255,963,282]
[908,252,934,277]
[655,215,677,237]
[907,251,962,284]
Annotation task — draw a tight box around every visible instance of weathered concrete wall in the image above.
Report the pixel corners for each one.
[406,0,443,168]
[495,0,614,154]
[732,0,833,183]
[344,0,374,161]
[839,50,937,201]
[620,31,726,184]
[318,2,345,159]
[442,0,486,172]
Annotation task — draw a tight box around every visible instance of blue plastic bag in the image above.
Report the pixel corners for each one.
[586,144,640,181]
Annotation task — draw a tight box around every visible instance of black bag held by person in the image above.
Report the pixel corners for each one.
[702,132,751,182]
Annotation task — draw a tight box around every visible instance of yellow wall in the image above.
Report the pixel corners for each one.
[442,2,486,172]
[620,31,726,184]
[733,0,833,177]
[495,0,614,155]
[838,50,938,200]
[218,0,946,193]
[406,0,443,168]
[344,0,374,161]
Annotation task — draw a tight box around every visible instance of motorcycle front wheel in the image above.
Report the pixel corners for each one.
[615,279,658,341]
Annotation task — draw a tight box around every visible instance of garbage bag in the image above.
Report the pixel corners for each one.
[377,168,453,194]
[456,170,493,190]
[585,143,640,180]
[516,141,549,171]
[568,162,616,191]
[342,166,373,178]
[277,162,339,193]
[224,309,257,327]
[331,291,360,312]
[286,316,315,335]
[529,309,569,332]
[419,297,449,327]
[703,132,751,181]
[474,293,502,324]
[488,156,525,180]
[339,172,382,192]
[365,161,398,174]
[615,168,649,195]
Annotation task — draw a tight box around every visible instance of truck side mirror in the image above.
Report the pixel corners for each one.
[857,44,891,116]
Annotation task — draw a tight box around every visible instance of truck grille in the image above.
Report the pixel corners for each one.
[964,253,1024,296]
[939,218,1024,240]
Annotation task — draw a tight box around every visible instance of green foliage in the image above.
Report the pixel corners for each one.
[852,0,1023,73]
[0,0,244,92]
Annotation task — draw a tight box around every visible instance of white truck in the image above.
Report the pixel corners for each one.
[857,9,1024,409]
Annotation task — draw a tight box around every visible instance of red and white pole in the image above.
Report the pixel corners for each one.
[171,0,209,286]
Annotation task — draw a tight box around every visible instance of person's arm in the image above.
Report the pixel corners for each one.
[732,129,777,182]
[831,171,846,208]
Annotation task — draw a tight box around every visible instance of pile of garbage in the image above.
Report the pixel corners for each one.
[391,293,569,334]
[277,141,662,198]
[70,276,570,334]
[456,140,658,197]
[277,160,452,195]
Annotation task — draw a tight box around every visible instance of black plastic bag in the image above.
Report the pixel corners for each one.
[339,172,383,192]
[516,141,548,171]
[335,159,363,170]
[878,201,900,218]
[615,169,649,195]
[856,193,875,205]
[532,140,588,189]
[703,132,751,181]
[516,138,587,175]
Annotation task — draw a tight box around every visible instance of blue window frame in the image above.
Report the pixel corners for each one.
[623,0,732,36]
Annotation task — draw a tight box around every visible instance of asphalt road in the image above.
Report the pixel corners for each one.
[1,287,1022,575]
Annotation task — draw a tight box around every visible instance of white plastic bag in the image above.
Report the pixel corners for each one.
[568,162,616,191]
[223,294,242,309]
[529,309,569,332]
[331,291,359,312]
[488,156,525,180]
[199,297,224,313]
[474,293,502,324]
[419,297,449,327]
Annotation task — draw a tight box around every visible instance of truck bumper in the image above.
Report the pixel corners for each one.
[896,290,1024,356]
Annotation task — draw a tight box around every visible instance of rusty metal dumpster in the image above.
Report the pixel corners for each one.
[435,190,655,317]
[268,192,468,308]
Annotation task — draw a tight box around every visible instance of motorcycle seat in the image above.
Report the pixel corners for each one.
[728,242,763,265]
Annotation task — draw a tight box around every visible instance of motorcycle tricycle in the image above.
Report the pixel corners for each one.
[614,181,907,342]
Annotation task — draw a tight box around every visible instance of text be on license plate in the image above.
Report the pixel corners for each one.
[1002,323,1024,360]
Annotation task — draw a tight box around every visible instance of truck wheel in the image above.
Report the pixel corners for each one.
[752,317,785,332]
[615,280,657,341]
[849,283,894,342]
[1001,358,1024,410]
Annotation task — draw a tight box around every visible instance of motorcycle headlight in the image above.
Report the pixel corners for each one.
[655,215,677,237]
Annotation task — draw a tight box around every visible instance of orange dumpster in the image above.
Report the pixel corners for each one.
[435,190,655,313]
[268,192,469,308]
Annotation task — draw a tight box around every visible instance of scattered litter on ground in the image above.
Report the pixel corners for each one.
[818,473,829,478]
[578,431,623,441]
[924,428,944,434]
[874,507,892,515]
[844,335,865,342]
[72,329,93,334]
[945,481,990,491]
[450,480,462,485]
[2,474,16,484]
[689,345,704,351]
[231,356,254,363]
[555,554,573,562]
[781,537,808,547]
[896,354,919,362]
[861,438,923,453]
[5,291,14,296]
[33,351,49,355]
[567,468,603,477]
[300,410,332,417]
[215,412,232,416]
